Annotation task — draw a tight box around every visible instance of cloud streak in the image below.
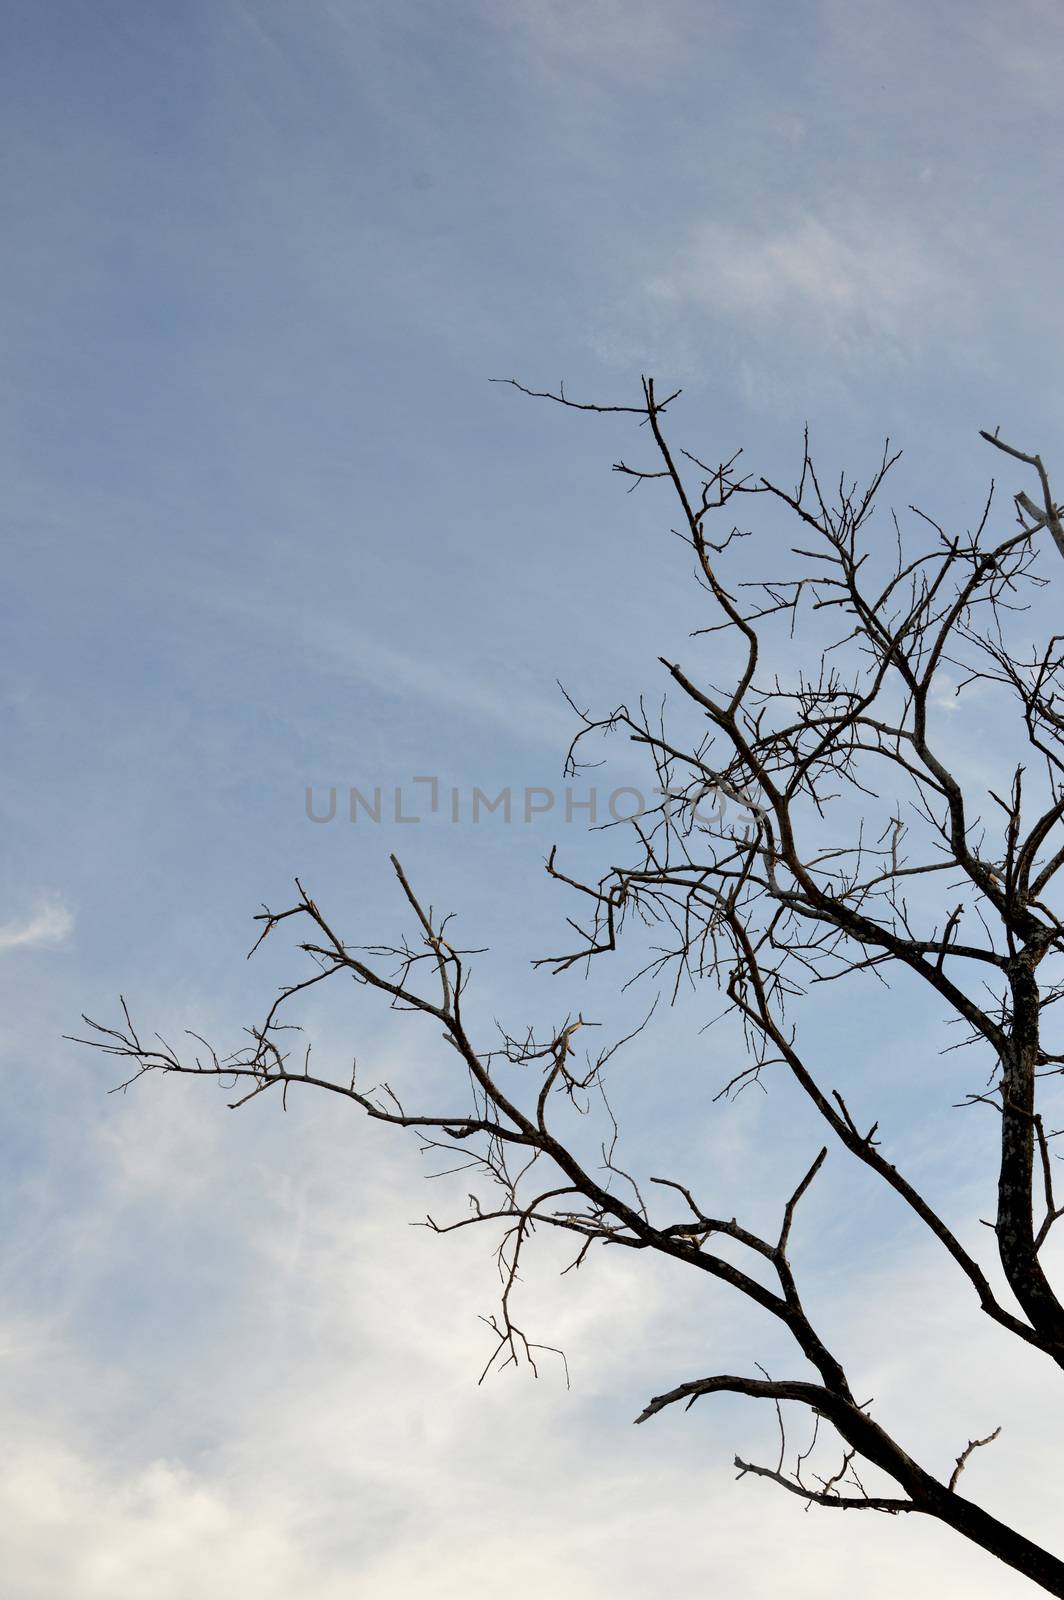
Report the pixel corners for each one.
[647,206,955,346]
[0,897,73,953]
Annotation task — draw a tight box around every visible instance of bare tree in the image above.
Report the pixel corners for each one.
[76,382,1064,1593]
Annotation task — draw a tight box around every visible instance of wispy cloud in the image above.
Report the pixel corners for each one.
[0,896,73,953]
[489,0,695,74]
[314,623,575,749]
[647,206,955,348]
[0,1112,1050,1597]
[202,586,574,750]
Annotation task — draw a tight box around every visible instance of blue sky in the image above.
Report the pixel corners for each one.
[4,2,1064,1594]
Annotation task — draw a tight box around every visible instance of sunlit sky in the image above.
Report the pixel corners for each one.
[4,2,1064,1594]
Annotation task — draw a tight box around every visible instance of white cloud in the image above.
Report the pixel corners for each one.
[0,896,73,953]
[2,1044,1058,1597]
[648,207,953,348]
[0,1445,313,1600]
